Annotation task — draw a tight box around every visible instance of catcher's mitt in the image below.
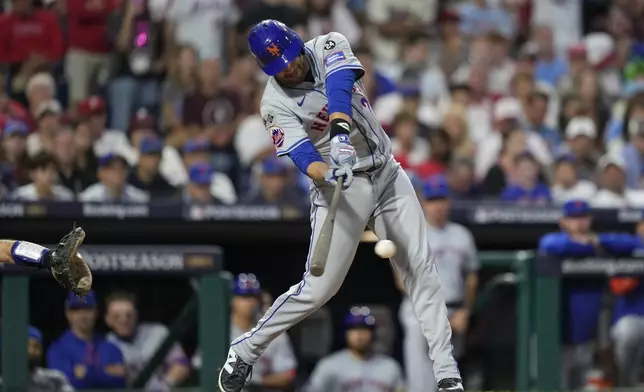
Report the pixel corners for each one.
[50,226,92,296]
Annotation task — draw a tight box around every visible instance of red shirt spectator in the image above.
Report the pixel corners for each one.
[67,0,117,53]
[0,5,64,64]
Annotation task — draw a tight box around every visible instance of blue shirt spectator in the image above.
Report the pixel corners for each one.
[500,152,551,203]
[457,0,514,38]
[47,291,126,389]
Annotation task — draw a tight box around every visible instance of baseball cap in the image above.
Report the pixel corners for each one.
[598,153,626,171]
[494,97,522,121]
[260,157,288,175]
[98,152,128,168]
[182,138,211,154]
[189,163,213,185]
[232,273,261,296]
[3,120,29,138]
[563,200,590,217]
[565,116,597,139]
[78,96,106,117]
[568,43,587,59]
[139,137,164,155]
[423,175,449,200]
[35,100,62,119]
[28,326,42,343]
[555,153,576,165]
[130,108,155,130]
[66,290,97,309]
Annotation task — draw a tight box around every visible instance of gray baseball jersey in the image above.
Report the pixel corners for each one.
[400,221,478,392]
[260,32,391,172]
[107,323,188,390]
[307,349,404,392]
[230,32,461,384]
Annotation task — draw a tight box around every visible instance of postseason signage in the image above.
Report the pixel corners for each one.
[538,255,644,277]
[0,245,223,275]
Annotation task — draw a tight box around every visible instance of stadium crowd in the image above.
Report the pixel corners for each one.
[0,0,643,207]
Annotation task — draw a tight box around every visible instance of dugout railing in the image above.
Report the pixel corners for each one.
[12,250,637,392]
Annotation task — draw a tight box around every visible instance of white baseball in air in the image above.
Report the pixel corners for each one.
[374,240,397,259]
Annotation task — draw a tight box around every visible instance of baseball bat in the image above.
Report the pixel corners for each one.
[310,176,344,277]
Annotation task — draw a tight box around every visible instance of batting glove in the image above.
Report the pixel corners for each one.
[324,167,354,189]
[330,134,356,168]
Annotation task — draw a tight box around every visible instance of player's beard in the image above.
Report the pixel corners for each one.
[350,343,373,357]
[28,356,41,371]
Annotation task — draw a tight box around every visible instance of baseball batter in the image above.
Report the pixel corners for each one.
[307,306,404,392]
[218,20,462,392]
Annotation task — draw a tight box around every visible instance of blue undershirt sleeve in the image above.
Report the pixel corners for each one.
[288,140,324,175]
[325,69,356,118]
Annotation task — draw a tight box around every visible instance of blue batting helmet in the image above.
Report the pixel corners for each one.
[232,273,262,296]
[344,306,376,330]
[248,19,304,76]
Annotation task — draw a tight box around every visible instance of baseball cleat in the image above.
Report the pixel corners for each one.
[438,378,464,392]
[218,348,253,392]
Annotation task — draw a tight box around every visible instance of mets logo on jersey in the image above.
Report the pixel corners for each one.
[270,126,285,148]
[267,43,281,57]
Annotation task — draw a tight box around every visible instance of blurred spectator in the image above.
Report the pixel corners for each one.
[25,72,56,124]
[234,87,274,169]
[73,118,99,178]
[606,92,644,154]
[163,0,240,62]
[531,0,582,58]
[243,157,305,206]
[592,154,644,208]
[66,0,115,107]
[436,10,466,79]
[584,33,622,103]
[223,51,258,113]
[0,120,29,191]
[558,93,583,134]
[307,0,361,46]
[182,59,243,191]
[128,137,177,199]
[307,306,404,392]
[557,44,588,96]
[551,155,597,204]
[442,103,475,160]
[0,71,29,121]
[457,0,514,38]
[500,151,551,204]
[366,0,437,68]
[54,128,96,194]
[391,111,429,168]
[107,0,165,132]
[476,97,552,180]
[11,151,74,201]
[26,99,62,156]
[105,291,190,390]
[482,128,528,195]
[515,41,538,75]
[193,273,296,388]
[79,153,149,202]
[183,162,221,203]
[181,138,237,203]
[533,24,569,88]
[485,32,516,95]
[413,129,451,180]
[236,0,307,45]
[524,90,560,152]
[558,116,601,181]
[122,108,186,188]
[576,68,610,131]
[161,44,200,133]
[446,158,480,201]
[47,291,127,389]
[0,326,73,391]
[0,0,64,98]
[397,33,447,102]
[623,109,644,189]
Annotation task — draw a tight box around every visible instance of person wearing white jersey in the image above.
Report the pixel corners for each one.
[307,306,404,392]
[105,291,191,390]
[396,175,479,392]
[194,273,297,390]
[218,19,462,392]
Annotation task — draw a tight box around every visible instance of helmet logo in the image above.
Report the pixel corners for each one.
[267,43,281,56]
